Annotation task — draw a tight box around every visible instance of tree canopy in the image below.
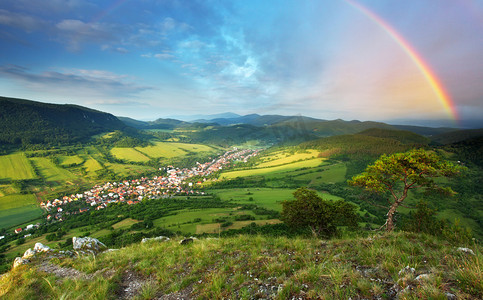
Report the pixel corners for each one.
[281,187,358,238]
[349,149,463,231]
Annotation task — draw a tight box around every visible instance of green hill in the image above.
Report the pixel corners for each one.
[1,232,481,299]
[0,97,128,147]
[356,128,430,145]
[432,128,483,145]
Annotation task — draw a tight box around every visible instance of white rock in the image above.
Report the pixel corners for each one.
[13,257,29,268]
[73,237,107,255]
[457,247,475,256]
[22,248,35,259]
[34,242,51,253]
[415,274,431,282]
[398,265,415,276]
[141,236,170,243]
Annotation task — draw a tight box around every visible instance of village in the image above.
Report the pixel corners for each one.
[32,148,260,226]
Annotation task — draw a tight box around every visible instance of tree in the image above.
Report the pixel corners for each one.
[281,187,358,238]
[349,149,463,231]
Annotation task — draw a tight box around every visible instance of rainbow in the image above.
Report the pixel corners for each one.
[344,0,459,123]
[91,0,130,24]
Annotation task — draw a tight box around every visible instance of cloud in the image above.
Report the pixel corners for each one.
[0,64,152,97]
[0,9,48,32]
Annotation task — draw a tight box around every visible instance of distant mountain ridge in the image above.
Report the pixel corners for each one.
[0,96,128,146]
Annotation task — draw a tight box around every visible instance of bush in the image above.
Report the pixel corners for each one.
[281,187,358,238]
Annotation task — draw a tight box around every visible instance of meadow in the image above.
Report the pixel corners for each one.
[0,153,36,180]
[110,148,150,162]
[256,149,319,168]
[30,157,76,182]
[135,142,217,159]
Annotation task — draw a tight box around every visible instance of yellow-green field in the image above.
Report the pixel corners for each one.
[30,157,76,182]
[135,142,216,158]
[58,155,84,166]
[112,218,141,230]
[257,150,319,168]
[105,163,155,177]
[83,157,103,173]
[111,148,150,162]
[0,153,36,180]
[220,158,325,179]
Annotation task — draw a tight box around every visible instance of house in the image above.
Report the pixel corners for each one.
[15,228,22,234]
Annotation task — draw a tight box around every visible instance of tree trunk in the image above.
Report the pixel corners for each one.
[386,193,407,231]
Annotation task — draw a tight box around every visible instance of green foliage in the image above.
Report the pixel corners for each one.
[281,187,358,238]
[402,200,445,235]
[349,149,464,231]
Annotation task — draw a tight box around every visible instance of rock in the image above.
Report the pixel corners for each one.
[22,248,35,259]
[457,247,475,256]
[73,237,107,255]
[398,265,415,276]
[445,292,457,299]
[13,257,29,268]
[141,236,170,243]
[415,274,431,282]
[396,285,413,299]
[34,242,51,253]
[179,238,193,245]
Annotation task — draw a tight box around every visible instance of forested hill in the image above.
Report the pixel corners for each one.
[0,96,128,146]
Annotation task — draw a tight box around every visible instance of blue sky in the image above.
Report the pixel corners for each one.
[0,0,482,126]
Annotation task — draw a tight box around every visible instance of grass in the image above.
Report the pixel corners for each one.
[110,148,150,162]
[1,232,480,299]
[30,157,76,182]
[0,194,37,211]
[83,157,103,173]
[220,158,325,180]
[0,205,43,231]
[135,142,216,159]
[58,155,84,166]
[112,218,141,230]
[105,163,155,177]
[0,153,36,180]
[256,150,320,168]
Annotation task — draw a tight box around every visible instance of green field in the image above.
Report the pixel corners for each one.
[83,157,103,173]
[112,218,141,230]
[136,142,216,158]
[220,158,325,179]
[0,153,36,180]
[213,188,343,212]
[58,155,84,166]
[295,163,347,185]
[30,157,76,182]
[0,204,43,230]
[111,148,150,162]
[257,150,319,168]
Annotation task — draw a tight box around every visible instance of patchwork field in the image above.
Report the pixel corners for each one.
[105,163,156,177]
[30,157,76,182]
[111,148,150,162]
[135,142,217,158]
[83,157,103,173]
[257,150,320,168]
[0,153,36,180]
[58,155,84,166]
[0,204,43,230]
[220,158,325,179]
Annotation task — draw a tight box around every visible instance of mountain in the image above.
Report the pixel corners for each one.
[117,116,150,129]
[169,112,241,122]
[0,96,128,146]
[357,128,430,145]
[431,128,483,145]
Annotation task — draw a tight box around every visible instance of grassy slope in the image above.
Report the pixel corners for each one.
[0,153,36,180]
[1,232,481,299]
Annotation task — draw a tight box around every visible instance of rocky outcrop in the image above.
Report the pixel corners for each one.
[141,236,170,243]
[456,247,475,256]
[73,237,107,255]
[13,257,29,268]
[12,242,52,269]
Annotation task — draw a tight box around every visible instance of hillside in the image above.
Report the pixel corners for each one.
[431,128,483,145]
[0,97,128,146]
[1,232,481,299]
[356,128,430,145]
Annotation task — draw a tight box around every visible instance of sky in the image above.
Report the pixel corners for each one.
[0,0,482,127]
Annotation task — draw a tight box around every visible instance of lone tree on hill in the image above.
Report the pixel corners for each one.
[281,187,358,238]
[349,149,463,231]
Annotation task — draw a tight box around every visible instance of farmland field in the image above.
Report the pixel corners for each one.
[30,157,76,182]
[257,150,319,168]
[136,142,217,158]
[83,157,103,173]
[296,163,347,184]
[105,163,156,177]
[220,158,325,179]
[0,153,36,180]
[58,155,84,166]
[111,148,150,162]
[0,204,43,230]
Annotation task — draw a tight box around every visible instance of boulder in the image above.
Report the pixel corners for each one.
[13,257,29,268]
[34,242,51,253]
[141,236,170,243]
[415,274,431,282]
[457,247,475,256]
[179,238,193,245]
[73,237,107,255]
[398,266,415,276]
[22,248,35,259]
